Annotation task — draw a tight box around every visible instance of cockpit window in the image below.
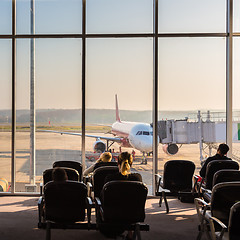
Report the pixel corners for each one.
[150,132,153,135]
[136,131,143,135]
[143,131,149,135]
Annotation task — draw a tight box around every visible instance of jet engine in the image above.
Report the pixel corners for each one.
[93,140,106,153]
[162,143,179,155]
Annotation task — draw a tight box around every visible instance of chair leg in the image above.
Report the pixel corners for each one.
[196,231,202,240]
[46,221,51,240]
[159,196,163,207]
[133,224,141,240]
[162,192,169,213]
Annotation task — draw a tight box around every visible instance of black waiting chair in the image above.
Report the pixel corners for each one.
[83,162,118,184]
[93,161,118,170]
[87,166,119,199]
[53,160,82,181]
[40,167,79,195]
[199,160,239,196]
[195,182,240,240]
[155,160,195,213]
[95,181,149,239]
[203,170,240,203]
[208,201,240,240]
[38,181,95,240]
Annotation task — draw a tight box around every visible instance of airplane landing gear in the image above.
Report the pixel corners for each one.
[141,152,147,165]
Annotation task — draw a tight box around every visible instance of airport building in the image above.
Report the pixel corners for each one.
[0,1,240,239]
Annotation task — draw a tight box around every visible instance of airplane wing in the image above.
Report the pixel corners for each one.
[38,129,122,143]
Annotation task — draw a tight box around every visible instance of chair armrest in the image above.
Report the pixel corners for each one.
[209,216,227,240]
[204,189,212,194]
[154,174,162,194]
[83,176,90,184]
[193,175,204,196]
[40,183,43,196]
[87,182,93,198]
[95,197,102,207]
[95,197,104,224]
[38,196,43,205]
[210,217,227,230]
[194,198,210,209]
[195,198,211,223]
[38,196,44,228]
[86,197,93,226]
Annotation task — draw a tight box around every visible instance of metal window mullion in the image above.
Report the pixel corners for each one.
[152,0,158,195]
[226,0,233,157]
[11,0,16,194]
[81,0,86,171]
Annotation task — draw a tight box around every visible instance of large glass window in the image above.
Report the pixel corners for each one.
[16,39,82,192]
[17,0,82,34]
[234,0,240,32]
[233,38,240,161]
[158,0,226,33]
[158,37,226,175]
[0,40,12,192]
[86,38,153,189]
[0,1,11,34]
[87,0,152,34]
[0,0,237,194]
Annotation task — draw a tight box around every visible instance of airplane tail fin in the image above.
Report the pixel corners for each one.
[115,94,121,122]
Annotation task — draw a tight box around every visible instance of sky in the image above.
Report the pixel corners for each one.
[1,0,240,113]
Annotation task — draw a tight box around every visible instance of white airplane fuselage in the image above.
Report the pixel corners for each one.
[112,121,157,153]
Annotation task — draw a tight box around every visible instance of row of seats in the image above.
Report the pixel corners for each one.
[154,159,240,240]
[194,160,240,240]
[38,160,149,240]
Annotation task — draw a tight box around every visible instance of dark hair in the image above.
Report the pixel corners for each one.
[218,143,229,155]
[52,167,68,182]
[117,152,133,175]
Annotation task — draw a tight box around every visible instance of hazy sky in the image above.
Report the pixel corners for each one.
[1,0,240,112]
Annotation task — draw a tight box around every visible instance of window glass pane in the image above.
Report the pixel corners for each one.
[158,0,226,33]
[86,38,153,192]
[233,38,240,161]
[0,0,11,34]
[87,0,153,34]
[234,0,240,32]
[17,0,82,34]
[0,40,11,192]
[16,39,82,192]
[158,37,226,177]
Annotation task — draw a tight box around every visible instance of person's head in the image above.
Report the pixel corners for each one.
[98,152,112,163]
[52,167,68,182]
[117,151,133,175]
[217,143,229,156]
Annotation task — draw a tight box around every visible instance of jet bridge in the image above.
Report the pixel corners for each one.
[156,112,240,160]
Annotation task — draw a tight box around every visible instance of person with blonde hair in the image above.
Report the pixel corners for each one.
[104,151,142,183]
[83,151,112,177]
[103,152,142,240]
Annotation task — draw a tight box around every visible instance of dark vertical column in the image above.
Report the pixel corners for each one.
[82,0,86,170]
[11,0,16,193]
[153,0,158,195]
[226,0,233,157]
[30,0,36,186]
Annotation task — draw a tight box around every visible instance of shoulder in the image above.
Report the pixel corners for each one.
[128,173,142,182]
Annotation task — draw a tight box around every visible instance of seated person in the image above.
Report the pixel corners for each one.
[105,151,142,183]
[83,152,112,177]
[199,143,231,178]
[103,151,142,240]
[52,167,68,182]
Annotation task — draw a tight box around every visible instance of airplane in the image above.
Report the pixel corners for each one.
[42,95,158,164]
